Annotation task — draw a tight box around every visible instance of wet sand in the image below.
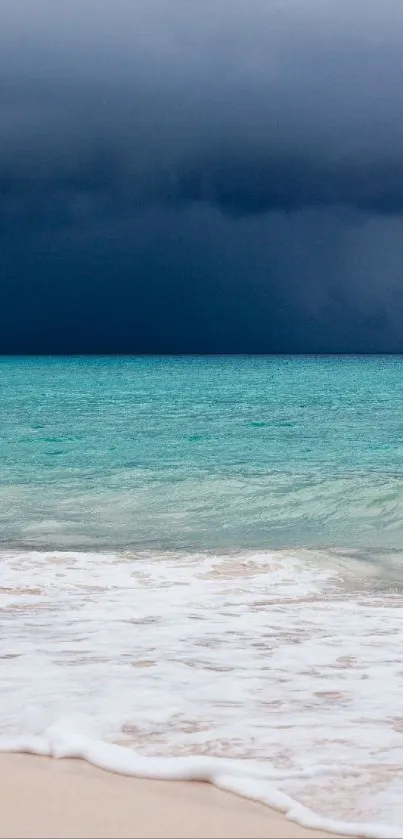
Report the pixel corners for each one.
[0,753,340,838]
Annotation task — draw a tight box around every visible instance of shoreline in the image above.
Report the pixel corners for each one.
[0,753,340,839]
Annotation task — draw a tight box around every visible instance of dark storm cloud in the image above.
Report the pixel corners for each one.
[1,0,403,351]
[3,150,403,238]
[2,0,403,221]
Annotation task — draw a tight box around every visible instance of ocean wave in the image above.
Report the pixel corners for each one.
[0,721,398,839]
[2,549,403,830]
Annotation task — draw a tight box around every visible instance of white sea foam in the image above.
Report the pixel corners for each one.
[1,548,403,835]
[0,723,398,839]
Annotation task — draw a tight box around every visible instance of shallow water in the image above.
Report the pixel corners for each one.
[2,356,403,834]
[2,354,403,552]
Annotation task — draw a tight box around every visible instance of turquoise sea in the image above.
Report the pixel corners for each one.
[2,355,403,835]
[2,355,403,555]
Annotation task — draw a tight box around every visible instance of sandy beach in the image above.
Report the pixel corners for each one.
[0,754,339,839]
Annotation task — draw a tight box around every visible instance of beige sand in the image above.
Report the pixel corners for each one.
[0,753,341,839]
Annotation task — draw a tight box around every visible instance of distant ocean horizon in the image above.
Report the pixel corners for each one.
[2,355,403,835]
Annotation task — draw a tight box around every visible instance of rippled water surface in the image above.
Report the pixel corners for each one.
[2,355,403,551]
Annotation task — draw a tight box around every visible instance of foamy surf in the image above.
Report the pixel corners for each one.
[0,722,397,839]
[2,548,403,835]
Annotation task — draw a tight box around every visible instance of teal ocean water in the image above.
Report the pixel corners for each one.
[2,354,403,554]
[3,356,403,835]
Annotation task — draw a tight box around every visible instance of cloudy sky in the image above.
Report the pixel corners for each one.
[1,0,403,352]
